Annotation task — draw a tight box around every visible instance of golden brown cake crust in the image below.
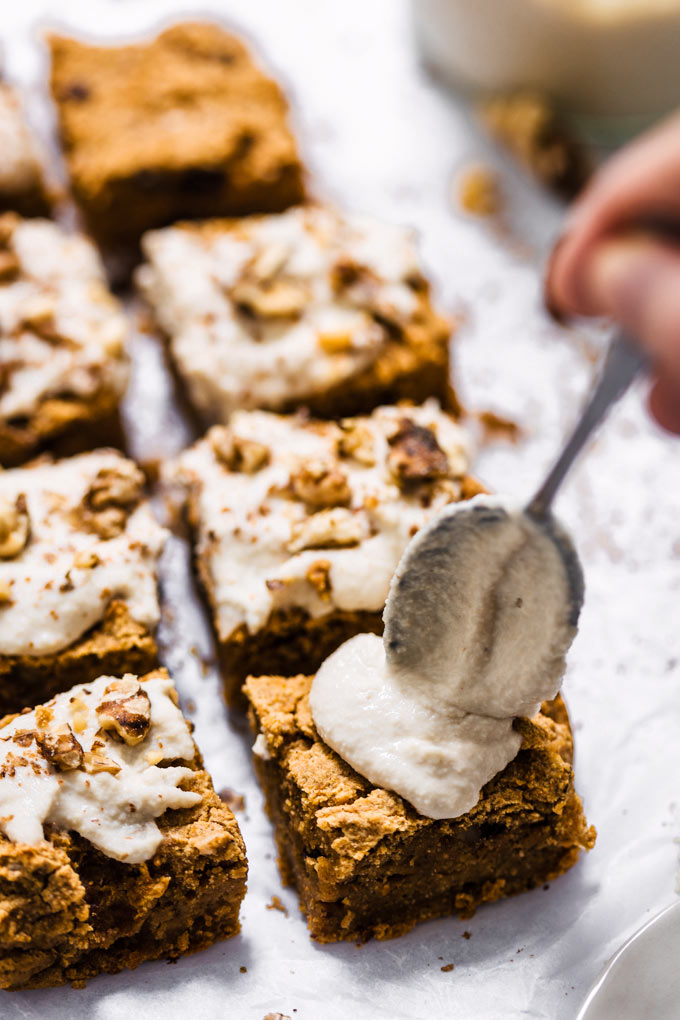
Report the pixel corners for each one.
[0,672,247,990]
[49,22,306,248]
[0,600,158,716]
[0,394,125,469]
[245,673,596,942]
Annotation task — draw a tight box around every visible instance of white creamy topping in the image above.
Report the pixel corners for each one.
[310,495,582,819]
[0,217,128,421]
[0,672,200,862]
[0,451,167,656]
[137,205,426,420]
[0,85,43,195]
[176,401,469,640]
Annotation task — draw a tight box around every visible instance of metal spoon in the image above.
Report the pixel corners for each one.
[383,330,647,700]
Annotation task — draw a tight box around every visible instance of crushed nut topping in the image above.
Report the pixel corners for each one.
[289,462,351,509]
[73,549,100,570]
[288,508,364,553]
[81,462,145,539]
[337,421,376,466]
[0,249,20,283]
[232,278,308,320]
[386,419,449,486]
[306,559,332,600]
[0,493,30,559]
[210,428,270,474]
[248,242,291,283]
[95,677,151,745]
[35,724,84,771]
[0,579,13,606]
[82,749,122,775]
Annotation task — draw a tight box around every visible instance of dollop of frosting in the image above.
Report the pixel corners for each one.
[309,495,583,819]
[0,671,201,862]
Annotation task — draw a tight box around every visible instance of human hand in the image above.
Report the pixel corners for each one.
[545,111,680,434]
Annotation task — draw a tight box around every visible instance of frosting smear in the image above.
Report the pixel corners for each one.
[309,495,583,819]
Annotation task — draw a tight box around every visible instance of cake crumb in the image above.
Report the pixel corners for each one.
[263,1014,291,1020]
[219,787,246,813]
[457,164,502,217]
[478,410,521,443]
[239,965,247,973]
[440,962,455,972]
[266,895,289,916]
[462,930,472,939]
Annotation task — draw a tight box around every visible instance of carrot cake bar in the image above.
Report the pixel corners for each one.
[176,401,479,704]
[0,83,50,217]
[245,672,594,942]
[49,22,305,249]
[0,213,129,467]
[137,205,456,424]
[0,450,167,714]
[0,668,247,989]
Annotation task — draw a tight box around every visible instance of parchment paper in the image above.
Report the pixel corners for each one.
[2,2,679,1017]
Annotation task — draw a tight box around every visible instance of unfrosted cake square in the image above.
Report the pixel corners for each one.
[0,668,247,989]
[49,22,305,249]
[0,450,167,714]
[137,205,456,423]
[176,401,481,704]
[0,214,129,466]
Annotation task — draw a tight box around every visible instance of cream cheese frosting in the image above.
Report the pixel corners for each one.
[176,401,470,641]
[137,205,431,420]
[0,85,44,197]
[0,215,128,422]
[309,496,583,819]
[0,671,201,862]
[0,450,167,657]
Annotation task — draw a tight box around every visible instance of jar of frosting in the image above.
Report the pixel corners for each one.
[413,0,680,138]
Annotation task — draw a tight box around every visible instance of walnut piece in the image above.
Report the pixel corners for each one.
[82,749,121,775]
[288,508,364,553]
[306,559,332,600]
[82,461,145,539]
[289,461,351,509]
[386,419,449,486]
[0,493,30,559]
[232,278,307,320]
[0,249,20,283]
[337,421,376,466]
[95,677,151,746]
[35,724,84,771]
[210,428,270,474]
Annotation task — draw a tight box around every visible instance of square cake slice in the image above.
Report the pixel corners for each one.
[49,22,305,249]
[0,214,129,467]
[137,205,456,423]
[245,672,595,942]
[0,450,167,715]
[176,402,481,704]
[0,668,247,989]
[0,83,50,217]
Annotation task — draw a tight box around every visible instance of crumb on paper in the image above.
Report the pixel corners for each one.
[240,965,247,973]
[266,895,289,916]
[457,164,503,217]
[441,962,455,972]
[462,930,472,939]
[478,90,591,199]
[478,410,522,443]
[219,787,246,812]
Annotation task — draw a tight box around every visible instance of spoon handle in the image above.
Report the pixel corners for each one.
[527,331,648,520]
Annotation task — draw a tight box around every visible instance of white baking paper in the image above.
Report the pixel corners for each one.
[2,2,679,1018]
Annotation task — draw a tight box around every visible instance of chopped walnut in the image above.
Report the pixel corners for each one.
[317,330,354,354]
[210,428,270,474]
[306,559,332,600]
[0,579,13,606]
[95,677,151,745]
[35,705,53,728]
[232,278,308,320]
[20,294,58,339]
[386,419,449,486]
[288,508,364,553]
[458,164,503,217]
[249,241,291,282]
[35,724,84,771]
[73,549,100,570]
[0,493,30,559]
[329,255,366,293]
[337,421,376,466]
[81,461,145,539]
[289,461,351,509]
[82,749,121,775]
